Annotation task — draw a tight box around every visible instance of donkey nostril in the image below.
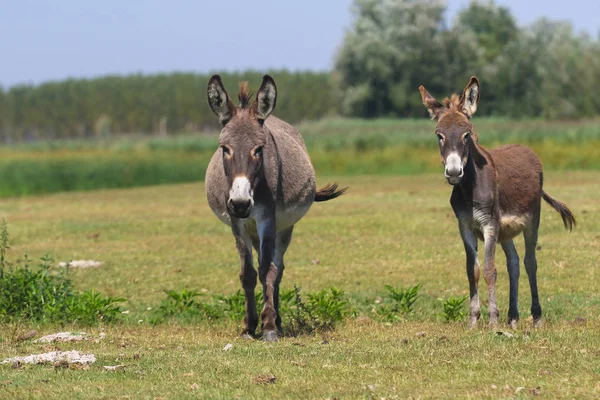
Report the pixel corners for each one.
[229,199,252,214]
[445,168,462,178]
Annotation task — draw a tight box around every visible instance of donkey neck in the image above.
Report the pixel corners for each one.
[457,140,490,201]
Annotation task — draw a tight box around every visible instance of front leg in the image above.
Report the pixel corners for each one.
[232,221,258,338]
[482,224,500,327]
[257,213,278,341]
[458,221,480,328]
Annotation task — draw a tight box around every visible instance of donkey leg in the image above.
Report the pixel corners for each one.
[257,216,278,341]
[232,222,258,338]
[459,222,480,328]
[482,226,500,327]
[273,227,294,334]
[501,240,520,328]
[524,218,542,327]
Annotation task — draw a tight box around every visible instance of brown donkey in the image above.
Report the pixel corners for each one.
[205,75,346,341]
[419,77,575,328]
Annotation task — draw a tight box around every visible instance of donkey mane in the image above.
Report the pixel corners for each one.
[442,94,460,108]
[238,82,254,108]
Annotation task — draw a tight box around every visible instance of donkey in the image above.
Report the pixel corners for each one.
[419,76,575,329]
[205,75,346,341]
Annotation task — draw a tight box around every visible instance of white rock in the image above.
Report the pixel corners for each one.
[58,260,103,268]
[34,332,86,343]
[223,343,233,351]
[2,350,96,365]
[103,365,125,371]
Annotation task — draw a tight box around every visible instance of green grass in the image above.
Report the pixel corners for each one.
[1,172,599,398]
[0,117,599,197]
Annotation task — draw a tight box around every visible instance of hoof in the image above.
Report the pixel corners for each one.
[508,319,518,329]
[241,330,256,340]
[533,318,543,328]
[488,319,498,329]
[468,318,478,329]
[262,330,279,342]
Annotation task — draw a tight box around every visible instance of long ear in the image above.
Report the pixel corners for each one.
[207,75,236,125]
[252,75,277,122]
[460,76,480,118]
[419,85,445,120]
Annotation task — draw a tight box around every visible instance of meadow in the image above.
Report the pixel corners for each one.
[0,169,599,398]
[0,117,599,196]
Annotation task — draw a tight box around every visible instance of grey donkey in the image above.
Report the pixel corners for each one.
[205,75,346,341]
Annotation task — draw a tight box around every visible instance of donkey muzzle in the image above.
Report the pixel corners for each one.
[227,198,253,218]
[228,176,254,218]
[444,153,464,185]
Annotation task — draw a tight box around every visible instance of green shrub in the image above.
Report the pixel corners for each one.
[440,295,469,322]
[376,284,421,322]
[152,285,350,334]
[0,221,125,324]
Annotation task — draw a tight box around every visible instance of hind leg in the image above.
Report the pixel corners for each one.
[501,240,520,328]
[524,212,542,327]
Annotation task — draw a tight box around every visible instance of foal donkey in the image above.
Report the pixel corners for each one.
[205,75,346,341]
[419,77,575,328]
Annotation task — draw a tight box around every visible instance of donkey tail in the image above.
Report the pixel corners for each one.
[542,190,576,231]
[314,183,348,202]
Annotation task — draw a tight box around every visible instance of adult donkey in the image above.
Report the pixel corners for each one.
[205,75,346,341]
[419,76,575,329]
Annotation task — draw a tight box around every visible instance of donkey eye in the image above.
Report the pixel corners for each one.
[436,134,445,144]
[253,147,263,157]
[462,132,471,142]
[221,146,231,156]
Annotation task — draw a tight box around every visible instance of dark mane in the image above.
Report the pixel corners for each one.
[238,82,254,109]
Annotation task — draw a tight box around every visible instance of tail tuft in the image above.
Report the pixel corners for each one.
[542,191,576,231]
[314,183,348,202]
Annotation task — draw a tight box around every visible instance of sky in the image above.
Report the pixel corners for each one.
[1,0,598,88]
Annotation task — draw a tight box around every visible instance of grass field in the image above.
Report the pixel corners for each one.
[1,171,599,398]
[0,117,599,196]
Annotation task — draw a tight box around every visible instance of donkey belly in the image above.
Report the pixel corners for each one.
[275,200,313,231]
[498,213,530,242]
[467,213,530,242]
[205,151,233,227]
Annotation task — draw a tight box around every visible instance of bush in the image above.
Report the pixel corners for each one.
[376,284,421,322]
[440,295,469,322]
[0,220,125,324]
[152,285,350,335]
[282,286,350,335]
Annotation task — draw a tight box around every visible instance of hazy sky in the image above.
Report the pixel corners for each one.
[1,0,598,88]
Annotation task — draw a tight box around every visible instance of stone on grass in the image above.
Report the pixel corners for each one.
[2,350,96,365]
[58,260,103,268]
[34,332,87,343]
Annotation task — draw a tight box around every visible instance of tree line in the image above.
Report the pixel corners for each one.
[1,0,599,141]
[0,71,336,141]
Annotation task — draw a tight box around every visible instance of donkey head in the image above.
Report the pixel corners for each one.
[207,75,277,218]
[419,77,480,185]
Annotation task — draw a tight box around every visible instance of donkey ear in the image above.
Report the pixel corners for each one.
[460,76,480,118]
[207,75,236,125]
[252,75,277,121]
[419,85,445,120]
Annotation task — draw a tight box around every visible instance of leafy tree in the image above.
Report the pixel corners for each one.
[335,0,485,118]
[456,0,518,63]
